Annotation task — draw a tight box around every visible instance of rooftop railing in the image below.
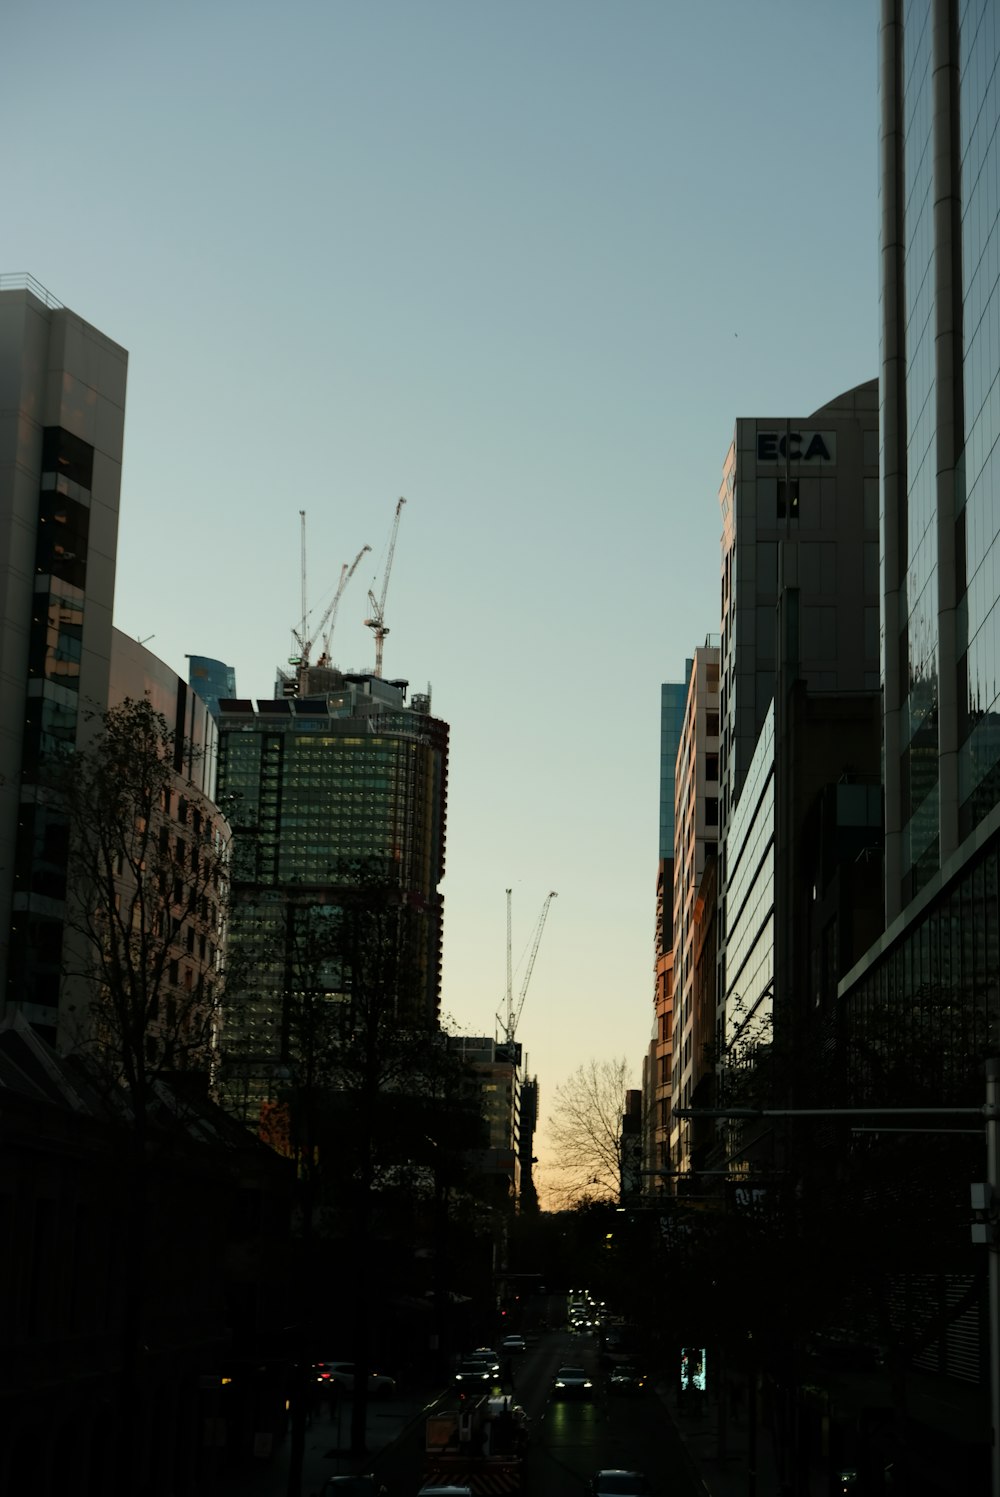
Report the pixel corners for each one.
[0,273,63,309]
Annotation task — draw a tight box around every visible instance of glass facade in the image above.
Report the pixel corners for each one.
[660,677,689,862]
[721,701,775,1054]
[188,655,237,720]
[898,2,941,887]
[958,0,1000,838]
[10,426,97,1018]
[847,839,1000,1104]
[216,687,449,1102]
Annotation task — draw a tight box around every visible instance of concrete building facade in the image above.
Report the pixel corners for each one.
[0,279,128,1039]
[717,381,880,1057]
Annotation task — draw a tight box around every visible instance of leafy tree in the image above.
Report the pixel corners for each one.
[545,1056,632,1205]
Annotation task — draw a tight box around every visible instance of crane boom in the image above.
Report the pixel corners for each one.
[497,890,557,1045]
[365,496,406,677]
[316,543,371,667]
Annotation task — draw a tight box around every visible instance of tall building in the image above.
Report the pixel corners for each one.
[188,654,237,719]
[835,0,1000,1410]
[717,381,880,1055]
[659,681,688,863]
[645,676,691,1190]
[878,0,1000,916]
[0,278,128,1039]
[216,670,448,1119]
[448,1033,521,1203]
[669,641,720,1174]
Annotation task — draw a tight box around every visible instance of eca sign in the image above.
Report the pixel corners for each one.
[756,430,835,463]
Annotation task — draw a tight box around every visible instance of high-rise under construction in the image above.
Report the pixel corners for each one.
[215,667,448,1121]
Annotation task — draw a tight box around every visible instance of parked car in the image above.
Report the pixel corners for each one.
[500,1334,526,1354]
[313,1362,396,1396]
[551,1365,594,1399]
[592,1471,651,1497]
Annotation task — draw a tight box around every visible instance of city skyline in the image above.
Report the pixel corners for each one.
[5,1,878,1199]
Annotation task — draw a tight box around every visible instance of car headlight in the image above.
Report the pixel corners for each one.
[584,1381,593,1389]
[554,1380,565,1388]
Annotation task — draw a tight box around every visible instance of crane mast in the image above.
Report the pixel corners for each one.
[290,518,371,675]
[497,889,557,1047]
[365,496,406,677]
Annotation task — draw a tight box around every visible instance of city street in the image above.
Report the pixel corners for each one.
[369,1319,703,1497]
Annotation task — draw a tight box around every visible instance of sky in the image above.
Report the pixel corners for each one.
[6,0,879,1205]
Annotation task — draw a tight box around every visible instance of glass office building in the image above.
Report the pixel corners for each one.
[660,678,689,864]
[838,0,1000,1403]
[216,674,448,1120]
[881,0,1000,915]
[187,655,237,720]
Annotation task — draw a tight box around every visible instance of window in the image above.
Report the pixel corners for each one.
[777,479,800,520]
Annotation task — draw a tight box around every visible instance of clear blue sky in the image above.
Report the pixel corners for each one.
[7,0,878,1202]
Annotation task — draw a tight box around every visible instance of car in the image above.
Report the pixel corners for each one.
[591,1471,651,1497]
[452,1358,495,1388]
[551,1364,594,1399]
[500,1334,526,1353]
[607,1365,647,1395]
[318,1478,386,1497]
[313,1361,396,1396]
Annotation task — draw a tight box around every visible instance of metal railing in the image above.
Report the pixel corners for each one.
[0,273,63,309]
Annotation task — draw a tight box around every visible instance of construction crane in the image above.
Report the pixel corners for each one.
[291,512,371,672]
[364,496,406,677]
[497,889,557,1046]
[291,509,309,665]
[315,544,372,668]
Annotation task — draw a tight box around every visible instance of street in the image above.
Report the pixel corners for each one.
[374,1316,703,1497]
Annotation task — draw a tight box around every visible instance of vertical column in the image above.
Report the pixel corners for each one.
[932,0,964,863]
[880,0,907,922]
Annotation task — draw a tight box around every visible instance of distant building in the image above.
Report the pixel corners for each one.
[620,1088,642,1203]
[187,654,237,719]
[645,677,691,1191]
[448,1033,520,1203]
[216,671,448,1120]
[670,641,720,1176]
[0,279,128,1039]
[518,1073,540,1211]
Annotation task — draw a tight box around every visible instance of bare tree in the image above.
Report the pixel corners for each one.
[52,695,234,1497]
[546,1056,631,1205]
[58,696,231,1111]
